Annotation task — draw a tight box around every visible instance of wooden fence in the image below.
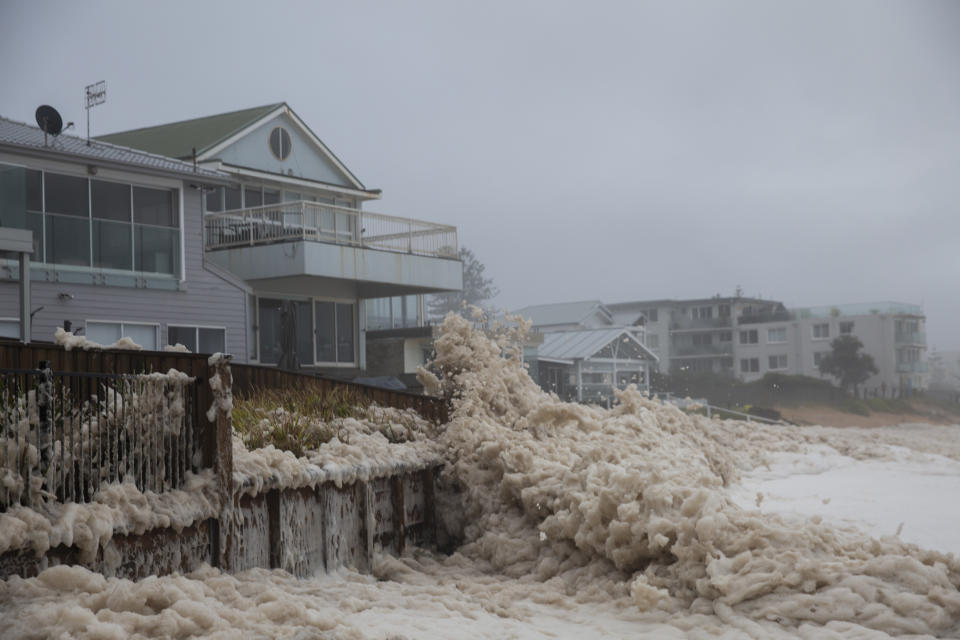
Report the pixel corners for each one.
[0,339,449,424]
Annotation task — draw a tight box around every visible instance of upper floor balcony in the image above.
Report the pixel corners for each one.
[203,201,462,297]
[670,316,733,332]
[895,330,926,346]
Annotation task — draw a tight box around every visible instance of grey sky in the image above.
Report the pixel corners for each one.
[2,0,958,347]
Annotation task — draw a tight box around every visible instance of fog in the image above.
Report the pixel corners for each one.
[1,0,958,346]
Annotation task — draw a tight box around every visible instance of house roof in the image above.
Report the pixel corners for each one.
[96,103,283,160]
[538,328,658,363]
[0,116,229,182]
[513,300,612,328]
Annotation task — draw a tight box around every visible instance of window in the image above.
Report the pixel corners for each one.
[692,333,712,346]
[740,358,759,373]
[168,326,226,354]
[719,304,731,318]
[364,295,421,330]
[692,306,713,320]
[269,126,292,160]
[86,321,158,350]
[718,331,732,342]
[0,319,19,339]
[739,329,758,344]
[840,321,854,335]
[4,169,180,276]
[813,323,830,339]
[768,354,788,370]
[646,334,659,349]
[244,187,263,208]
[646,308,658,323]
[315,300,355,364]
[767,327,787,343]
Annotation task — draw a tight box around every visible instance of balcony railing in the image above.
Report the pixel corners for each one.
[204,201,458,259]
[896,361,928,374]
[670,317,733,331]
[737,311,794,325]
[671,344,735,357]
[895,331,926,345]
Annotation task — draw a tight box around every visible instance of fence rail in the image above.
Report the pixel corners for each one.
[1,363,202,510]
[205,201,459,259]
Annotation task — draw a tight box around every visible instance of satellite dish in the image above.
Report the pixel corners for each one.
[35,105,64,135]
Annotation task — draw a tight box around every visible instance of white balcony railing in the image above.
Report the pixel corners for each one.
[204,201,459,259]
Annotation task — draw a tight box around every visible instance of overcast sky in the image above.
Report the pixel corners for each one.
[2,0,958,347]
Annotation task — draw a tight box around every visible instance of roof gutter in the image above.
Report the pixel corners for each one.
[0,142,235,186]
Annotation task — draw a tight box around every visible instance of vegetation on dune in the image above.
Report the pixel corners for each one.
[232,386,426,456]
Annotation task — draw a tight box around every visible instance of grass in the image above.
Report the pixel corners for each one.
[232,386,371,457]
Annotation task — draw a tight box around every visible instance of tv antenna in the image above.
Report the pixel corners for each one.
[35,105,64,146]
[84,80,106,145]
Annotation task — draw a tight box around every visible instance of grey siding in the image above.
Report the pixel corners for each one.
[0,188,250,360]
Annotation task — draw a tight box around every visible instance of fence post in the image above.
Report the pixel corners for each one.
[204,354,235,569]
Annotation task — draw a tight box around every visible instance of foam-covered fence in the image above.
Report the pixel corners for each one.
[0,364,203,511]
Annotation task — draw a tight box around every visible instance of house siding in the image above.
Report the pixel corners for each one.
[1,188,249,359]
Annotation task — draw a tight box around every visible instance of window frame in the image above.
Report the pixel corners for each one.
[85,319,161,350]
[1,160,185,282]
[739,329,759,345]
[812,323,830,340]
[766,327,787,344]
[768,354,788,370]
[255,295,357,367]
[167,324,228,354]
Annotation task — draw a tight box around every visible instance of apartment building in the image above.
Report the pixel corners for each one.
[737,302,928,394]
[606,296,787,375]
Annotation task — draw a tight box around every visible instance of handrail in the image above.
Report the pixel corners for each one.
[204,201,459,259]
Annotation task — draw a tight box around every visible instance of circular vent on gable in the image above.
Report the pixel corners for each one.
[269,126,292,160]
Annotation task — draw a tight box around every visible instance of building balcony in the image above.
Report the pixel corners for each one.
[671,344,734,357]
[896,362,928,374]
[669,317,733,332]
[203,202,462,297]
[895,331,926,346]
[736,311,794,325]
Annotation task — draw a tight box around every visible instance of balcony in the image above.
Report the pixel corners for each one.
[203,202,462,296]
[737,311,794,325]
[671,344,735,357]
[896,361,928,374]
[205,201,457,258]
[670,317,733,332]
[895,331,926,345]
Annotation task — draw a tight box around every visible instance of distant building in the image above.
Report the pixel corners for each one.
[606,296,787,376]
[512,301,658,403]
[517,296,929,398]
[736,302,928,395]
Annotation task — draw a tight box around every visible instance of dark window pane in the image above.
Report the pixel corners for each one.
[135,225,180,276]
[26,169,42,211]
[168,326,197,352]
[46,214,90,266]
[93,219,132,270]
[336,303,354,363]
[198,328,226,354]
[295,301,313,365]
[315,301,335,362]
[206,187,223,213]
[263,189,280,205]
[45,173,89,217]
[133,186,176,227]
[259,299,284,365]
[244,188,262,208]
[92,180,131,221]
[269,127,292,160]
[224,187,242,211]
[0,164,27,229]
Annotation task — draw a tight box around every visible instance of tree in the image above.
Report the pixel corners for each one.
[818,335,878,394]
[427,246,499,320]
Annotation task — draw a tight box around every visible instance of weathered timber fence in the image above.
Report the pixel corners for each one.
[0,339,448,582]
[0,340,449,425]
[0,364,202,510]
